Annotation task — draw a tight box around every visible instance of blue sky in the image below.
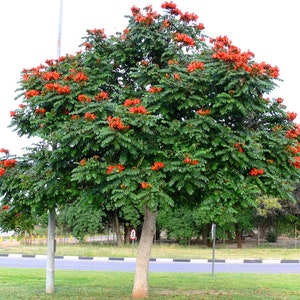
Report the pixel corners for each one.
[1,0,299,155]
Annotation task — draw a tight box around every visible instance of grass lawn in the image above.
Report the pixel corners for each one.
[1,241,300,299]
[1,268,300,299]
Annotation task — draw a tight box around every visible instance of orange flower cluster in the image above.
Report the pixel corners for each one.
[74,72,88,82]
[161,1,181,14]
[184,157,198,165]
[149,86,162,93]
[151,161,165,171]
[35,107,46,115]
[25,89,39,99]
[234,142,243,153]
[0,148,9,155]
[71,114,80,121]
[187,61,205,73]
[87,28,107,39]
[83,42,93,49]
[84,112,96,121]
[161,2,205,30]
[196,23,205,30]
[107,164,125,174]
[131,5,159,25]
[1,159,16,168]
[45,83,70,94]
[78,94,92,103]
[95,91,109,101]
[198,108,210,115]
[0,155,17,177]
[42,71,61,81]
[107,116,129,130]
[2,205,9,210]
[287,142,300,154]
[180,12,198,23]
[124,98,141,106]
[250,62,279,78]
[129,106,148,114]
[286,142,300,169]
[141,181,152,189]
[292,157,300,169]
[163,19,170,27]
[286,124,300,139]
[211,36,279,78]
[173,73,180,80]
[212,36,254,71]
[287,112,297,121]
[174,32,195,47]
[277,97,283,104]
[168,59,178,65]
[79,158,86,166]
[249,168,264,176]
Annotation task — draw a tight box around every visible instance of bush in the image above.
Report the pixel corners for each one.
[266,230,278,243]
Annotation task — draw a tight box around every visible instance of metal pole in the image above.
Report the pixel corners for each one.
[57,0,63,58]
[211,223,216,277]
[46,0,63,293]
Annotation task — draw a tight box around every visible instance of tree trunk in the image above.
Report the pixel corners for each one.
[114,210,123,246]
[124,225,131,244]
[46,210,56,294]
[235,223,243,249]
[132,205,157,299]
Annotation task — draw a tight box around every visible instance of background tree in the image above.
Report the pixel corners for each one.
[1,2,300,298]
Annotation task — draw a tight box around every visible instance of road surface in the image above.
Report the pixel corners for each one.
[0,256,300,273]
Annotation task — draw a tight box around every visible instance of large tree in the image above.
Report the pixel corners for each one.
[1,2,300,298]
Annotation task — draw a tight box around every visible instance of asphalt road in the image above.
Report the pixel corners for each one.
[1,256,300,273]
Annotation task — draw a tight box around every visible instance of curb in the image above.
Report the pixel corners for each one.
[0,254,299,264]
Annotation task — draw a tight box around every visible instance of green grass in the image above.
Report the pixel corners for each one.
[1,241,300,299]
[0,268,300,299]
[1,241,300,260]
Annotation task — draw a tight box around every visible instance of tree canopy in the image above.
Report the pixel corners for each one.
[1,2,300,298]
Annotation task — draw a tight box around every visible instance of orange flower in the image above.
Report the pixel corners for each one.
[107,116,129,130]
[277,97,283,104]
[187,61,205,73]
[151,161,164,171]
[71,115,80,120]
[249,168,264,176]
[0,168,5,176]
[234,142,243,153]
[149,86,162,93]
[287,112,297,121]
[184,157,198,165]
[79,158,86,166]
[129,106,148,114]
[198,108,210,115]
[124,98,141,106]
[141,181,152,189]
[107,164,125,174]
[95,91,109,101]
[174,73,180,80]
[84,112,96,121]
[25,89,39,99]
[74,72,88,82]
[78,94,91,102]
